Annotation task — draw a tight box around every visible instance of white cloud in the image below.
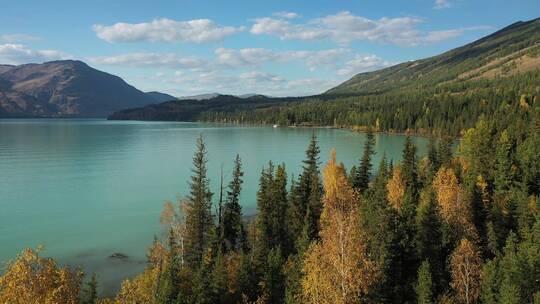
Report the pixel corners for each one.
[144,69,340,97]
[89,47,351,72]
[251,11,480,46]
[239,71,285,83]
[434,0,452,9]
[272,11,301,19]
[92,18,244,43]
[215,47,350,70]
[0,44,70,65]
[337,54,394,77]
[88,53,209,70]
[0,34,42,43]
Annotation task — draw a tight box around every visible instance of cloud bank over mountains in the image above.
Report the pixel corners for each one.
[0,8,490,96]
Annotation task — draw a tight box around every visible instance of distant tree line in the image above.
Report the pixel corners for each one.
[199,71,540,137]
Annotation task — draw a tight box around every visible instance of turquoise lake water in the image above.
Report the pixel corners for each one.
[0,119,428,295]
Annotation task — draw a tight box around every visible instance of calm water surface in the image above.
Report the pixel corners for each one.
[0,119,428,295]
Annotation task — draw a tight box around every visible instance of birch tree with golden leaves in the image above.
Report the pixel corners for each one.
[302,150,380,304]
[433,167,477,240]
[0,247,83,304]
[450,239,482,304]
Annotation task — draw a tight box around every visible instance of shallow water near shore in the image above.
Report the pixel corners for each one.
[0,119,428,295]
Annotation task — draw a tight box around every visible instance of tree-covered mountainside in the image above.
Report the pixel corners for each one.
[109,18,540,137]
[327,17,540,95]
[0,60,156,117]
[108,94,304,121]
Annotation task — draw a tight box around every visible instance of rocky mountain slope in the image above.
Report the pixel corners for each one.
[0,60,155,117]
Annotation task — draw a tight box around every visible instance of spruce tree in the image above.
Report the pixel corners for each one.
[398,136,421,302]
[494,130,514,194]
[415,260,433,304]
[271,164,289,255]
[262,247,285,304]
[288,133,322,250]
[427,137,440,181]
[159,228,182,304]
[438,136,453,168]
[254,162,276,267]
[414,186,444,292]
[354,128,375,191]
[81,274,98,304]
[222,154,245,252]
[185,135,215,267]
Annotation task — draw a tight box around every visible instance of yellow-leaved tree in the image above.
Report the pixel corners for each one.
[0,247,83,304]
[449,239,482,304]
[109,238,167,304]
[387,166,406,211]
[432,167,477,240]
[302,150,380,304]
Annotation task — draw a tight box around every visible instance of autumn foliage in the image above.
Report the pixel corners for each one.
[302,150,380,304]
[0,247,83,304]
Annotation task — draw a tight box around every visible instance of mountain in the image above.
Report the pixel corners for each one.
[109,17,540,136]
[328,17,540,95]
[0,65,14,74]
[177,93,269,100]
[0,60,156,117]
[145,91,177,103]
[178,93,221,100]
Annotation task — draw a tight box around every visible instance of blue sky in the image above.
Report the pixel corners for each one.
[1,0,539,96]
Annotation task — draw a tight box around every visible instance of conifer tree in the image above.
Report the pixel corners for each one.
[427,137,440,181]
[415,260,433,304]
[415,186,444,291]
[185,135,215,268]
[288,133,322,249]
[222,154,245,252]
[438,136,453,168]
[159,228,182,304]
[494,130,514,194]
[262,247,285,304]
[81,274,98,304]
[402,136,419,198]
[272,164,290,254]
[354,128,375,191]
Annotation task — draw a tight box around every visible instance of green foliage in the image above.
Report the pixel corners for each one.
[415,260,433,304]
[261,247,285,304]
[81,274,98,304]
[288,133,322,252]
[185,135,215,268]
[353,128,375,192]
[222,154,246,252]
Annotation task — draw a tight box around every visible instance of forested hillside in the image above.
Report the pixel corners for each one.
[327,17,540,95]
[110,18,540,137]
[3,88,540,303]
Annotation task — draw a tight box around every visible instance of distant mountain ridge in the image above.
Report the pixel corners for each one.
[0,60,156,117]
[145,91,177,103]
[178,93,268,100]
[178,93,221,100]
[108,17,540,132]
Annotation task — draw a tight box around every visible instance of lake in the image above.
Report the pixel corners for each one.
[0,119,428,295]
